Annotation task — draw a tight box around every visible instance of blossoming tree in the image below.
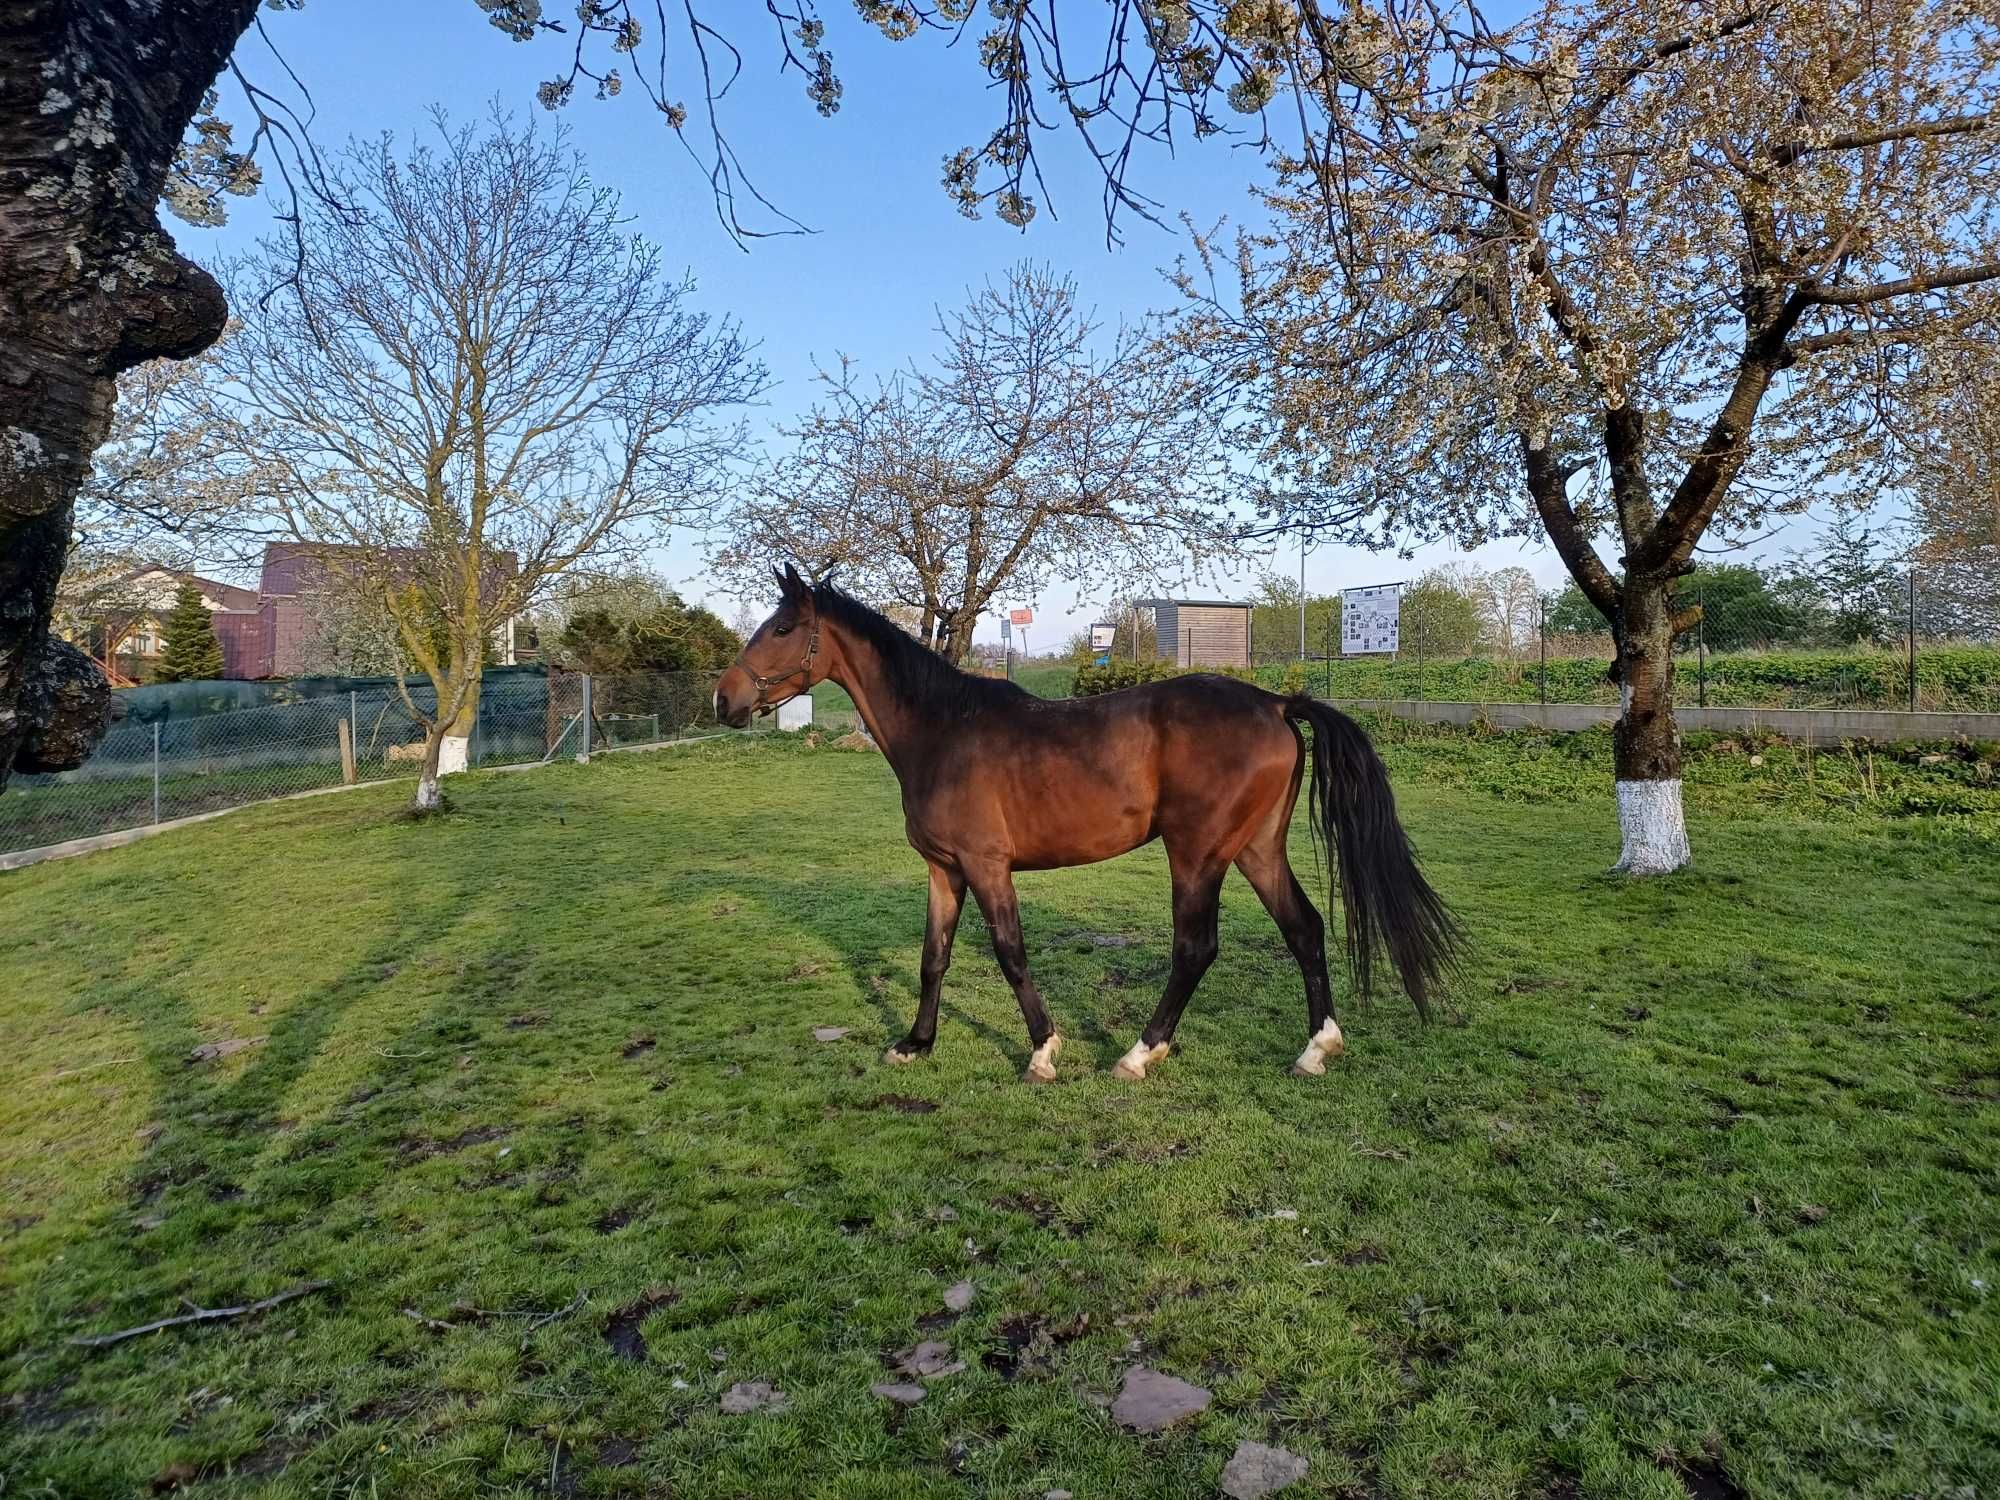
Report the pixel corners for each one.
[1165,0,1999,871]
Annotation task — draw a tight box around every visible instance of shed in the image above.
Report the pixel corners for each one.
[1134,598,1253,670]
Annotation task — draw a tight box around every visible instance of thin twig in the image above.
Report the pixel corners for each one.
[37,1057,140,1083]
[69,1282,331,1348]
[520,1288,588,1351]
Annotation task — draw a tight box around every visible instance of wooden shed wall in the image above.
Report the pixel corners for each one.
[1168,605,1251,668]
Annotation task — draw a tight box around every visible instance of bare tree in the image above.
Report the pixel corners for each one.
[1479,566,1542,659]
[0,0,1351,789]
[1910,339,2000,636]
[214,111,763,809]
[1168,0,2000,871]
[716,265,1239,661]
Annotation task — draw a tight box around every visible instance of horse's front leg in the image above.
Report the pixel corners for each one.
[968,869,1062,1083]
[885,861,965,1065]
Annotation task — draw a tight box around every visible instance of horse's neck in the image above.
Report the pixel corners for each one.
[825,628,923,774]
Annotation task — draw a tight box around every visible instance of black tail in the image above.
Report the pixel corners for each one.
[1284,697,1459,1020]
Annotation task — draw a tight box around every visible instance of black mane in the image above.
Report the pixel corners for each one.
[813,583,1029,718]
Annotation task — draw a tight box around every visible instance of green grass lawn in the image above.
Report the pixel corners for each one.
[2,731,1995,1499]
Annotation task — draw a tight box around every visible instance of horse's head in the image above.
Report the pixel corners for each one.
[714,563,826,728]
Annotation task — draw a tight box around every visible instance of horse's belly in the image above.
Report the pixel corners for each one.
[1008,808,1154,870]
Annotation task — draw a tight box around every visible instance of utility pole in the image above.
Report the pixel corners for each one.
[1298,532,1307,660]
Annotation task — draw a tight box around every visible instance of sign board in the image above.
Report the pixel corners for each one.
[999,617,1012,643]
[1090,622,1116,652]
[1009,607,1034,626]
[1342,584,1401,655]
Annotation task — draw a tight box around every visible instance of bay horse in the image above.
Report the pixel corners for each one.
[714,565,1457,1083]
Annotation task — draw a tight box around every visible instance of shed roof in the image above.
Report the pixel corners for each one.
[1130,598,1251,610]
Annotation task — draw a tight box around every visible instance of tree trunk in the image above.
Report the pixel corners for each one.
[0,1,259,791]
[1611,575,1690,874]
[938,611,979,664]
[438,672,480,778]
[415,728,446,811]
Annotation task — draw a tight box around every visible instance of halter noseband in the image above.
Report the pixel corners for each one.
[741,621,821,712]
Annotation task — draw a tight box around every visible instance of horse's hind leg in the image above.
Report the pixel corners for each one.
[1112,855,1225,1081]
[886,861,965,1065]
[1234,826,1342,1075]
[966,868,1062,1083]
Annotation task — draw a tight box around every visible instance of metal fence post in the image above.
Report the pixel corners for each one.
[350,690,359,768]
[1698,582,1708,709]
[580,674,593,762]
[151,721,161,825]
[1538,595,1548,707]
[1908,571,1918,712]
[1416,610,1425,703]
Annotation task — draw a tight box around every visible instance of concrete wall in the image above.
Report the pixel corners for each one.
[1337,699,2000,746]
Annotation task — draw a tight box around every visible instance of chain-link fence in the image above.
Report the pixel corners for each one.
[1249,566,1999,712]
[1,669,745,858]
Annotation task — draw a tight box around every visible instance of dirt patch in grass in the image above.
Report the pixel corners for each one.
[867,1093,937,1114]
[983,1312,1090,1380]
[599,1435,642,1468]
[1662,1457,1748,1500]
[621,1034,656,1058]
[603,1288,677,1362]
[398,1123,508,1161]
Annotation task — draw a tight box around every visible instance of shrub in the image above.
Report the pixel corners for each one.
[1072,659,1253,696]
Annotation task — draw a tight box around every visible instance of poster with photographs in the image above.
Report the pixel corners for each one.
[1342,584,1401,655]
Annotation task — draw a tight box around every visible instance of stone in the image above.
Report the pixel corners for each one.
[1109,1366,1211,1433]
[943,1279,976,1313]
[813,1026,850,1042]
[718,1381,787,1415]
[870,1381,926,1405]
[1220,1439,1310,1498]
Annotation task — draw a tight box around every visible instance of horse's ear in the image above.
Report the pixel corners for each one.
[777,561,810,604]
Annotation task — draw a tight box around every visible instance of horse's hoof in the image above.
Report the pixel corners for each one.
[1021,1033,1062,1083]
[1288,1061,1325,1078]
[883,1044,928,1066]
[1110,1039,1169,1082]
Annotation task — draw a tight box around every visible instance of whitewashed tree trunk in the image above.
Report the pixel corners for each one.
[1614,778,1690,875]
[1611,577,1691,874]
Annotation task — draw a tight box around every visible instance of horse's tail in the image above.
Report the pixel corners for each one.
[1282,696,1459,1021]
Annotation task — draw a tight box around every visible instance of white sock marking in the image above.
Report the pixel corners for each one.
[1292,1018,1344,1075]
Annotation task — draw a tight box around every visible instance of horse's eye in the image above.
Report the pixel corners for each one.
[773,624,793,637]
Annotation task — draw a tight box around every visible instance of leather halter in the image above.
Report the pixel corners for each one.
[741,621,821,712]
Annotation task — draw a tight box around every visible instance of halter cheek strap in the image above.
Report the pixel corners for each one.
[741,622,821,712]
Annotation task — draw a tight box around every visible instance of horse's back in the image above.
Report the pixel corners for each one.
[910,674,1300,871]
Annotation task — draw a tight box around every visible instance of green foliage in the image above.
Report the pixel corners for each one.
[1247,572,1341,659]
[0,741,1992,1497]
[556,594,740,674]
[1072,657,1253,696]
[1252,645,2000,711]
[152,580,224,682]
[1400,570,1483,655]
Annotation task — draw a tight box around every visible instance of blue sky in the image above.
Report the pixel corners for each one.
[193,2,1789,646]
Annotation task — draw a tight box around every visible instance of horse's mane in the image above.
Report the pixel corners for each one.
[813,582,1029,717]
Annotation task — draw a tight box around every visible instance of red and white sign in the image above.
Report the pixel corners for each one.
[1009,607,1033,626]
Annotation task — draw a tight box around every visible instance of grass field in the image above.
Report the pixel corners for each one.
[2,729,1995,1499]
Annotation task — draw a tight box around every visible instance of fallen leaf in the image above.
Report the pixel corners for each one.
[1110,1366,1211,1432]
[718,1381,787,1415]
[892,1339,966,1378]
[186,1036,265,1065]
[1220,1439,1310,1498]
[812,1026,850,1042]
[942,1279,975,1313]
[870,1380,926,1405]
